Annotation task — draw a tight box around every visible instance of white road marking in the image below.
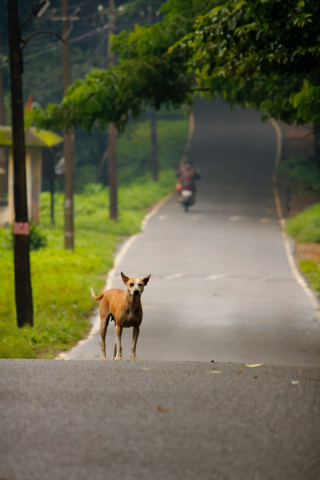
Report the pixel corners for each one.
[165,273,185,280]
[206,274,228,280]
[229,216,241,221]
[270,118,320,317]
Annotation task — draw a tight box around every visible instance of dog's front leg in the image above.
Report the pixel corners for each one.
[100,316,109,360]
[130,326,140,361]
[114,325,123,361]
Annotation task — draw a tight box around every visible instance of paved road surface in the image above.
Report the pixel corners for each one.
[67,98,320,366]
[1,99,320,480]
[1,360,319,480]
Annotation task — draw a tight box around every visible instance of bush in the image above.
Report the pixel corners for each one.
[276,155,320,191]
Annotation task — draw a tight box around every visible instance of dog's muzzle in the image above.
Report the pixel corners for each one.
[133,290,140,296]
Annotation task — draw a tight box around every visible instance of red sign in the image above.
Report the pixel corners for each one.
[13,222,30,236]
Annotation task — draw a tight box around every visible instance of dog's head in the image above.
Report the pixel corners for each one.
[121,272,151,297]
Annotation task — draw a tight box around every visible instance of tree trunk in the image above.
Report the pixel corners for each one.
[62,0,74,250]
[108,0,118,220]
[150,107,159,181]
[108,123,118,220]
[7,0,33,327]
[314,124,320,168]
[0,30,7,198]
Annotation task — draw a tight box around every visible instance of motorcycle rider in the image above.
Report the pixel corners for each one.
[176,159,200,204]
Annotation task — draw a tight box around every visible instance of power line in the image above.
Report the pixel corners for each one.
[23,25,109,61]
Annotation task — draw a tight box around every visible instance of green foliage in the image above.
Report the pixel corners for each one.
[276,155,320,192]
[299,259,320,293]
[30,1,220,132]
[117,118,188,182]
[285,204,320,243]
[177,0,320,124]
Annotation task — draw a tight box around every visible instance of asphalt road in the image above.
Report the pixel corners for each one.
[66,98,320,366]
[1,99,320,480]
[1,360,320,480]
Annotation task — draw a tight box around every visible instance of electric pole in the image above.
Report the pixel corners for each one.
[147,3,159,182]
[108,0,118,220]
[7,0,34,327]
[61,0,74,249]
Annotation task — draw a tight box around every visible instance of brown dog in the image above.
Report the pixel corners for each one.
[91,272,151,361]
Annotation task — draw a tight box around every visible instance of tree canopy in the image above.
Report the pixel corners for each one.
[31,0,320,131]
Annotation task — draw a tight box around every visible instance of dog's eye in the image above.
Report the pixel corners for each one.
[130,283,134,287]
[139,283,142,287]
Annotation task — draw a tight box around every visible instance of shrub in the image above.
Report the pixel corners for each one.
[276,155,320,191]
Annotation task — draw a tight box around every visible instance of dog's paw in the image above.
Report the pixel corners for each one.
[130,356,138,361]
[113,355,122,361]
[101,356,108,361]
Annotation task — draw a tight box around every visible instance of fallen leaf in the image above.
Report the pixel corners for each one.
[157,406,170,413]
[59,358,71,361]
[244,364,264,368]
[140,367,151,371]
[238,371,242,374]
[208,370,221,374]
[291,380,300,385]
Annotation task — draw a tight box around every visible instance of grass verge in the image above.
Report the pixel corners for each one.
[285,203,320,297]
[0,118,188,358]
[299,259,320,295]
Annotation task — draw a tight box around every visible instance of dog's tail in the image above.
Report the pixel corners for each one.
[91,287,105,301]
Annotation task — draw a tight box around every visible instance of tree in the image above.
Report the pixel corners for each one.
[31,0,320,140]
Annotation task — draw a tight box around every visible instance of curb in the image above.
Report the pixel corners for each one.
[270,118,320,318]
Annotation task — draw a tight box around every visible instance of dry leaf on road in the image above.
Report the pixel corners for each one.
[244,364,264,368]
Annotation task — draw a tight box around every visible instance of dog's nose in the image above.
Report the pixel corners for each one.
[134,290,140,296]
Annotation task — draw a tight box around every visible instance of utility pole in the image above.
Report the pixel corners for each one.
[108,0,118,220]
[0,31,7,198]
[61,0,74,248]
[147,3,159,182]
[7,0,33,327]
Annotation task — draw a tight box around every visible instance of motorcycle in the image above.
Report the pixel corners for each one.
[179,183,195,212]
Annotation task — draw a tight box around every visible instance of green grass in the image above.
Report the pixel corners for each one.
[299,259,320,294]
[285,203,320,243]
[0,118,188,358]
[285,203,320,297]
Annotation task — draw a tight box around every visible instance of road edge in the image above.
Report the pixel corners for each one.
[56,113,195,359]
[270,118,320,317]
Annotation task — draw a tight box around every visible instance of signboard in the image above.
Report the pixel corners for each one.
[13,222,30,235]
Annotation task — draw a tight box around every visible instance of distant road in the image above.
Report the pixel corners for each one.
[67,97,320,366]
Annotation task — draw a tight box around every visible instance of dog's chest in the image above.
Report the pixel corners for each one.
[122,309,140,328]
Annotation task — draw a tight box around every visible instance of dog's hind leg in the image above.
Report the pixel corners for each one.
[100,315,109,360]
[130,326,140,361]
[113,325,123,361]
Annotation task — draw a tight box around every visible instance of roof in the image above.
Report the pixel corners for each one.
[0,126,63,148]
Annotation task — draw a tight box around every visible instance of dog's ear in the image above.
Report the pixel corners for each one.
[142,274,151,286]
[121,272,129,284]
